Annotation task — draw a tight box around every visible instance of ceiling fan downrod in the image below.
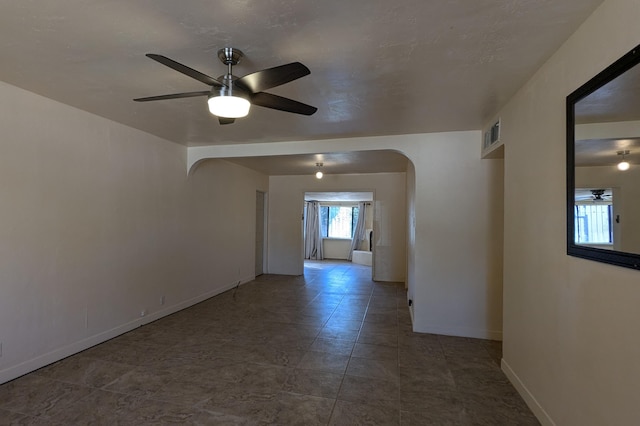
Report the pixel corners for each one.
[218,47,244,77]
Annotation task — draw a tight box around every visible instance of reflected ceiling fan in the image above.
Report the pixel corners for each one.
[134,48,317,125]
[589,189,612,201]
[575,188,613,202]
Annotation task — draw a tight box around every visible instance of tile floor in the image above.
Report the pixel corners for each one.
[0,260,539,425]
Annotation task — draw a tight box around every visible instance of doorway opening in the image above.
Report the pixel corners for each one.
[255,191,266,276]
[303,191,374,277]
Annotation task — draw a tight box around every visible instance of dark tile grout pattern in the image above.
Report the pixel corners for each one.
[0,260,539,425]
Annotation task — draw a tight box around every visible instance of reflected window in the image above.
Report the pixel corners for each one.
[574,204,613,244]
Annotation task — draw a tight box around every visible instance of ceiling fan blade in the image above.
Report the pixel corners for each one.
[235,62,310,93]
[219,117,235,125]
[133,91,210,102]
[146,54,224,87]
[251,92,317,115]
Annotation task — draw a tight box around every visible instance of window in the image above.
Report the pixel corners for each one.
[320,206,359,238]
[575,204,613,244]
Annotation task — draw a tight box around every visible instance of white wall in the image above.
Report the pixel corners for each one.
[498,0,640,424]
[268,173,407,281]
[191,132,504,340]
[322,239,352,260]
[0,82,267,384]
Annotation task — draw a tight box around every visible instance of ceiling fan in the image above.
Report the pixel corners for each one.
[133,48,317,125]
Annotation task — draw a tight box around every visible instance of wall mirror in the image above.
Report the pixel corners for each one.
[567,43,640,270]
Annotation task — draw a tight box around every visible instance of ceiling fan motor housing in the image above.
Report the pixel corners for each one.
[218,48,244,66]
[211,74,248,99]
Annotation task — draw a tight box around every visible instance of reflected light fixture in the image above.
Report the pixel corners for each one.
[315,163,324,179]
[617,150,630,171]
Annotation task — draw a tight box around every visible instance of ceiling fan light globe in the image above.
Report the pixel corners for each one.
[617,160,630,171]
[208,96,251,118]
[315,171,323,179]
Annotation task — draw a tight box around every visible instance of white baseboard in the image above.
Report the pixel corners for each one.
[501,358,555,426]
[413,324,503,341]
[0,280,247,385]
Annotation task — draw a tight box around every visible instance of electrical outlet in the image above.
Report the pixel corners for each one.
[160,295,165,305]
[140,310,147,317]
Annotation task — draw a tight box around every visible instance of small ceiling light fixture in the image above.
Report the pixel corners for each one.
[315,163,324,179]
[617,150,631,171]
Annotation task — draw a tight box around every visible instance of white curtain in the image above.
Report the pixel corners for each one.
[348,202,367,261]
[304,201,324,260]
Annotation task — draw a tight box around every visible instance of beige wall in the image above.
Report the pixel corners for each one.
[268,173,407,282]
[408,135,504,339]
[498,0,640,424]
[0,82,267,384]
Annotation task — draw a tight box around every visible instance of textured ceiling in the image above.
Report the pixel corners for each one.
[0,0,603,149]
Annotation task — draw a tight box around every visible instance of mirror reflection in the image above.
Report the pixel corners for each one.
[572,51,640,258]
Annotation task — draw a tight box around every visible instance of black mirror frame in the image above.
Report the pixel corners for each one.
[567,43,640,270]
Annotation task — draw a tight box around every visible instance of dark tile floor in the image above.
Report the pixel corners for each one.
[0,260,539,425]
